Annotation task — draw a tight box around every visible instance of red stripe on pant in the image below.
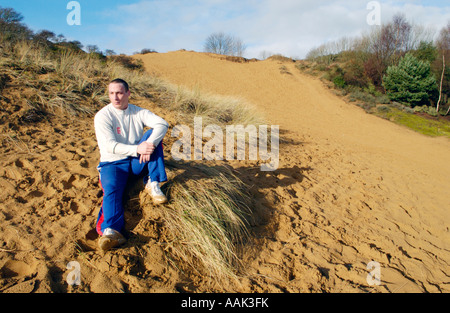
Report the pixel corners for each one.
[96,177,104,236]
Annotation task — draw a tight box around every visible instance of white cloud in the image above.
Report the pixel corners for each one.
[98,0,450,58]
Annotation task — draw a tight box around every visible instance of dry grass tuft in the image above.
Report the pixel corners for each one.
[155,162,252,282]
[168,85,265,126]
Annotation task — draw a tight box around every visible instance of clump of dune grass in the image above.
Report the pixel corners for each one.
[168,85,265,127]
[2,40,157,116]
[157,162,252,282]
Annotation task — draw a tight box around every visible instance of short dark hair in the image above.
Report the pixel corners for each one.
[110,78,129,92]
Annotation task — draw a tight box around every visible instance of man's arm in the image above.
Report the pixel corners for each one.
[140,110,169,146]
[137,109,169,163]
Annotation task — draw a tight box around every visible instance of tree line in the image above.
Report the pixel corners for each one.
[0,6,85,52]
[306,14,450,114]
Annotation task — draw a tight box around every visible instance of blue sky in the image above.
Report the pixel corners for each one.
[1,0,450,59]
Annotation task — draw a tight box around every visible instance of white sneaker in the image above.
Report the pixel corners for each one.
[145,181,168,204]
[98,228,126,251]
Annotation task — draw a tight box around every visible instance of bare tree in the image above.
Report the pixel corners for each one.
[259,50,274,60]
[368,14,412,69]
[437,22,450,114]
[105,49,116,56]
[361,14,418,87]
[231,36,246,57]
[86,44,100,54]
[0,6,23,24]
[437,53,446,113]
[204,32,231,55]
[204,32,246,57]
[392,14,412,52]
[33,30,57,46]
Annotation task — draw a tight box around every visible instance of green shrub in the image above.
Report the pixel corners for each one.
[349,90,376,104]
[376,94,391,104]
[342,59,369,88]
[377,105,391,113]
[413,105,429,113]
[427,106,438,117]
[403,106,415,114]
[333,75,346,89]
[364,83,382,97]
[383,53,437,107]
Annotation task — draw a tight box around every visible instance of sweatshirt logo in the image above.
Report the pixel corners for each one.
[116,127,121,135]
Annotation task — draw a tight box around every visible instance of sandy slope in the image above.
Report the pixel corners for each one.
[135,51,450,292]
[1,50,449,293]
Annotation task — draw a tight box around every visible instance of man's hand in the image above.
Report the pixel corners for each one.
[137,141,155,163]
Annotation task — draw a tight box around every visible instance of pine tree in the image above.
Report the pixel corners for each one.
[383,53,437,107]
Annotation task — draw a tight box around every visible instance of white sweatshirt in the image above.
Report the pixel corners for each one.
[94,103,169,163]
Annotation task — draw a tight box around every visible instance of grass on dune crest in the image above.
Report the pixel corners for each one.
[1,40,264,128]
[169,85,265,126]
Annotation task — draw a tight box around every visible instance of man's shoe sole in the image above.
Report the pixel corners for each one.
[98,237,126,251]
[152,196,168,205]
[145,188,168,204]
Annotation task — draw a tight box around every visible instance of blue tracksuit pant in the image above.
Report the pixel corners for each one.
[96,130,167,235]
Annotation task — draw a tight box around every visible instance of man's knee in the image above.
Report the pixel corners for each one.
[98,160,130,191]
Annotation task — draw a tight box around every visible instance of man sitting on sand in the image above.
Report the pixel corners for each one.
[94,78,169,251]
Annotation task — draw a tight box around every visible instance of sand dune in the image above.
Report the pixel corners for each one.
[136,50,450,292]
[1,49,449,293]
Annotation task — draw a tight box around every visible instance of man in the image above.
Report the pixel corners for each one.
[94,78,169,251]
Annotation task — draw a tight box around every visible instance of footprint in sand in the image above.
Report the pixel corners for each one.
[0,260,35,279]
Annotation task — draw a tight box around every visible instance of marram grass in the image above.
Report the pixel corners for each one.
[3,39,264,129]
[158,163,251,282]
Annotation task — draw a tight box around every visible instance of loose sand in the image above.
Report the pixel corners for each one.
[0,50,448,293]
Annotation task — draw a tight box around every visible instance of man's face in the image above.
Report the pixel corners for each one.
[109,82,130,110]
